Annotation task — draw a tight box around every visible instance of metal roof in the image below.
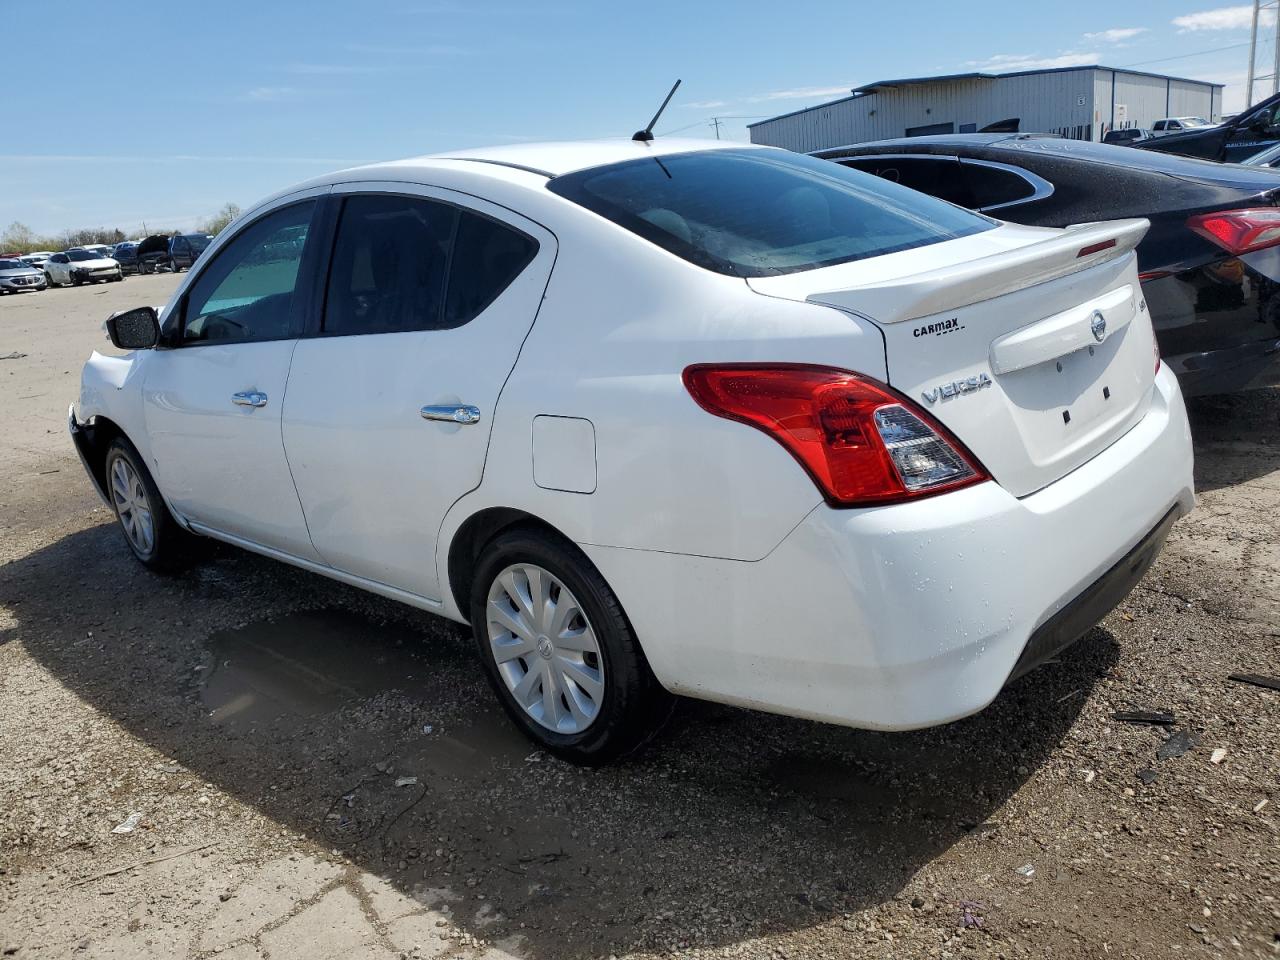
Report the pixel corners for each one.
[749,65,1225,128]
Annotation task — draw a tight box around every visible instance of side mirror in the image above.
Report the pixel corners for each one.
[105,306,160,350]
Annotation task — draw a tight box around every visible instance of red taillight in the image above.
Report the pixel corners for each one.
[1077,238,1117,258]
[682,364,990,507]
[1186,208,1280,255]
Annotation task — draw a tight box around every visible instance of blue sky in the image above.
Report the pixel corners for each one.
[1,0,1272,234]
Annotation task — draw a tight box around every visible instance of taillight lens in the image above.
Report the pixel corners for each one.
[1187,208,1280,255]
[682,364,989,507]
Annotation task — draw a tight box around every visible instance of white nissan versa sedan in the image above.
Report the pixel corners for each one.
[70,139,1195,762]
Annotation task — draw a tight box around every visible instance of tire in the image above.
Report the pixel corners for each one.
[44,272,55,288]
[169,258,180,273]
[104,437,190,571]
[71,273,82,286]
[469,526,673,764]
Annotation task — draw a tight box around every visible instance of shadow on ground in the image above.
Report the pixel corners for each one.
[2,520,1118,957]
[1186,389,1280,493]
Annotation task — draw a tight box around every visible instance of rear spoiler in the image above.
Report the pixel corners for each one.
[806,219,1149,325]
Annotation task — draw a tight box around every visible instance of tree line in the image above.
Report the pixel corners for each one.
[0,203,242,254]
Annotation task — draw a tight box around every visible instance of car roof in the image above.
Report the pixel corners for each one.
[344,137,761,180]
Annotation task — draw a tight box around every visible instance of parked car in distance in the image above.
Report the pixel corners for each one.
[70,140,1195,762]
[45,248,123,287]
[1152,117,1212,137]
[20,251,54,270]
[112,241,141,274]
[817,133,1280,396]
[167,233,211,272]
[135,234,174,274]
[0,257,47,293]
[1138,92,1280,162]
[1102,127,1154,146]
[77,244,116,260]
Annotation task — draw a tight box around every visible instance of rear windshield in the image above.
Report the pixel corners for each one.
[547,148,993,277]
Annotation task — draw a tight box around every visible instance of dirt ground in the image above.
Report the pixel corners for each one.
[1,276,1277,960]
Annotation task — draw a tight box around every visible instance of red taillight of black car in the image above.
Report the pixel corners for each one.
[1186,208,1280,256]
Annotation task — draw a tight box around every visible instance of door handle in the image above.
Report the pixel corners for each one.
[420,404,481,425]
[231,390,268,408]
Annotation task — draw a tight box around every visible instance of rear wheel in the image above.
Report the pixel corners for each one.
[44,272,54,287]
[104,438,189,571]
[469,527,673,764]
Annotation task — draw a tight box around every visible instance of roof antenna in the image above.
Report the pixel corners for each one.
[633,79,681,142]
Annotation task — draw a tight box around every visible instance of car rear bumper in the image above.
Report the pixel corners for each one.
[1164,336,1280,397]
[583,364,1195,730]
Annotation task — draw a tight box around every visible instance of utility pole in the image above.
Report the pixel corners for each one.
[709,117,723,140]
[1245,0,1280,107]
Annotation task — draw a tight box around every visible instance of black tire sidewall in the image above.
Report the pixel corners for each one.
[469,528,663,764]
[104,437,181,569]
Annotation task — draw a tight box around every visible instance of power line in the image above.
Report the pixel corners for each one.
[1119,41,1254,69]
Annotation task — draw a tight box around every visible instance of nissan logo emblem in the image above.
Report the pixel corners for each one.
[1090,310,1107,343]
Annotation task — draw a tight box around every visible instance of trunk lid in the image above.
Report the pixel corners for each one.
[748,219,1157,498]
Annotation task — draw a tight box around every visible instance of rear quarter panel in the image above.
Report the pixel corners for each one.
[437,207,890,609]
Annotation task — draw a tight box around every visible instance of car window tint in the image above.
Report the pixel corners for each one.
[181,201,315,345]
[837,156,975,208]
[443,211,538,327]
[323,194,457,335]
[962,162,1037,209]
[549,149,992,278]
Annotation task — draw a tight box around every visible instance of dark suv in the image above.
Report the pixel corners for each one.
[168,233,211,272]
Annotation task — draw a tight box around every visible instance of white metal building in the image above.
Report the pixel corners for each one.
[748,66,1224,153]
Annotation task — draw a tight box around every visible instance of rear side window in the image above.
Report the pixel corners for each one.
[323,194,539,335]
[547,148,991,277]
[445,211,538,326]
[323,194,457,335]
[962,162,1038,210]
[837,156,975,207]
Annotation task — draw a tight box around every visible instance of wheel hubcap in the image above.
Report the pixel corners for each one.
[486,564,605,734]
[109,456,155,556]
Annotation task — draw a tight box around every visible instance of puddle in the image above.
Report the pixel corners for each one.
[202,609,436,725]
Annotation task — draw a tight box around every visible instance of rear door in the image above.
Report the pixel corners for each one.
[142,195,325,560]
[281,184,555,602]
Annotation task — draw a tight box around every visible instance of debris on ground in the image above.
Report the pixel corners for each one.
[1227,673,1280,692]
[1082,769,1096,784]
[1136,768,1159,784]
[1254,798,1270,814]
[1113,710,1176,726]
[0,352,28,361]
[394,776,419,788]
[958,901,985,929]
[111,812,143,835]
[422,724,434,734]
[1014,863,1036,878]
[1210,748,1228,765]
[1156,729,1201,761]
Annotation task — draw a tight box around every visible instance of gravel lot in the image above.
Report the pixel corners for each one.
[1,276,1277,959]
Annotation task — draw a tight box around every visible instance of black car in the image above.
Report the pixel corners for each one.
[816,134,1280,396]
[1135,91,1280,163]
[112,242,140,274]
